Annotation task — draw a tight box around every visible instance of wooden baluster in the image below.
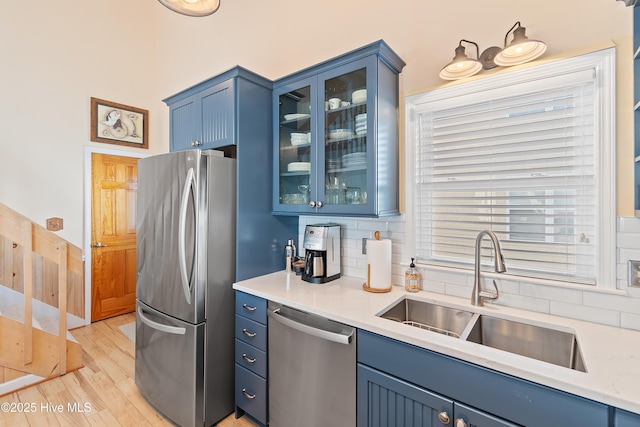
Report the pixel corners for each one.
[21,219,32,366]
[58,242,67,375]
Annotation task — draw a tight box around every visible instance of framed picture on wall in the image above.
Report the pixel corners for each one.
[90,97,149,149]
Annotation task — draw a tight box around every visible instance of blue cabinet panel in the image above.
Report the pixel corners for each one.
[199,79,234,149]
[235,338,267,378]
[615,408,640,426]
[357,364,453,427]
[235,364,268,425]
[235,291,268,324]
[235,315,267,352]
[358,330,609,427]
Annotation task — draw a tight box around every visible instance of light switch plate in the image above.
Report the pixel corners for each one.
[628,260,640,288]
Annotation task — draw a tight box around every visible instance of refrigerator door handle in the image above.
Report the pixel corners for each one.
[138,307,186,335]
[178,167,196,305]
[268,308,354,345]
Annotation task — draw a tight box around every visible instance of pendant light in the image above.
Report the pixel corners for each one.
[158,0,220,17]
[439,40,483,81]
[493,22,547,67]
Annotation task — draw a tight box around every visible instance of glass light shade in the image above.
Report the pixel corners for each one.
[494,26,546,67]
[158,0,220,17]
[439,45,483,80]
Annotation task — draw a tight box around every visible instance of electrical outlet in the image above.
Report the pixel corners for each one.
[628,260,640,288]
[362,238,367,255]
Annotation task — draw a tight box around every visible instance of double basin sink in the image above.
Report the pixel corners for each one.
[379,298,586,372]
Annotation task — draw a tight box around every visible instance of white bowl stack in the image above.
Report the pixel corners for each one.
[290,132,310,146]
[355,113,367,136]
[352,89,367,104]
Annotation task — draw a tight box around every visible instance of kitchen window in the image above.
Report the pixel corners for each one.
[405,48,616,287]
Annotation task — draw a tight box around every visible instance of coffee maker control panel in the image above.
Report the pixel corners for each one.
[303,226,331,250]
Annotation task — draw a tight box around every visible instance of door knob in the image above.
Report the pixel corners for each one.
[93,242,107,248]
[455,419,468,427]
[316,201,323,208]
[309,201,316,208]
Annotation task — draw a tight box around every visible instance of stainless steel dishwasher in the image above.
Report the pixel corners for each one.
[267,301,356,427]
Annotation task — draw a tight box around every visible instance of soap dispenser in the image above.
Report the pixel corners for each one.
[404,258,421,293]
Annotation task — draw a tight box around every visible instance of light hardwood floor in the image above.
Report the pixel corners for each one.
[0,313,259,427]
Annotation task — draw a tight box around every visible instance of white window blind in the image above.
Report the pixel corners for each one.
[413,68,601,284]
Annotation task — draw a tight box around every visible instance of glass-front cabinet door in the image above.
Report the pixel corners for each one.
[318,58,375,215]
[275,78,316,213]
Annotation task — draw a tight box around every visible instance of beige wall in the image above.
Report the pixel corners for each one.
[0,0,634,248]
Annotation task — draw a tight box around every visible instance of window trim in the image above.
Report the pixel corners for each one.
[405,48,616,289]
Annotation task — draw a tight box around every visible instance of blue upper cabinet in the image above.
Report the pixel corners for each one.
[272,40,405,217]
[164,67,271,152]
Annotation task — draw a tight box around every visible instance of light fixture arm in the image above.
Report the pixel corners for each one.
[502,21,522,47]
[458,39,480,61]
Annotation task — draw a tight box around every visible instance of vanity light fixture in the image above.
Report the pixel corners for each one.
[158,0,220,17]
[493,21,547,66]
[438,39,484,81]
[440,21,546,80]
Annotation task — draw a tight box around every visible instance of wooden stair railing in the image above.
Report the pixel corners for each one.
[0,203,83,380]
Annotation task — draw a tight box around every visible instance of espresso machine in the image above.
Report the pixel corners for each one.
[302,224,341,283]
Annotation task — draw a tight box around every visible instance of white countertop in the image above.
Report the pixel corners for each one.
[233,271,640,414]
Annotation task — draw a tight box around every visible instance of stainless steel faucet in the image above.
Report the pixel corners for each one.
[471,230,507,306]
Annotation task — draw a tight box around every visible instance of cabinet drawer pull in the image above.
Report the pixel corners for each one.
[242,328,257,337]
[242,388,256,399]
[438,411,451,425]
[242,353,256,363]
[242,303,257,311]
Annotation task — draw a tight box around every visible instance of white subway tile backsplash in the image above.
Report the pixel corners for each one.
[550,301,620,327]
[621,312,640,331]
[618,217,640,233]
[494,293,550,314]
[583,291,640,315]
[519,282,583,304]
[298,214,640,331]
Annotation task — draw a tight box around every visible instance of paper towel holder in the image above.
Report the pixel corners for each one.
[363,230,392,293]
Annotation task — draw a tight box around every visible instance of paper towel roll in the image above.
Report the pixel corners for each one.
[367,238,391,289]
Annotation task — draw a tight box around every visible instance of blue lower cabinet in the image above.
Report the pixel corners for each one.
[357,330,609,427]
[235,365,268,425]
[615,408,640,427]
[235,291,268,425]
[357,364,516,427]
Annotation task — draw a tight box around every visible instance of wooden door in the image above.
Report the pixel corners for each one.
[91,153,138,322]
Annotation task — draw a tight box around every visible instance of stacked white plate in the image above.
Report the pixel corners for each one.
[284,113,310,121]
[290,132,310,146]
[287,162,311,172]
[342,152,366,167]
[329,129,354,140]
[352,89,367,104]
[355,113,367,136]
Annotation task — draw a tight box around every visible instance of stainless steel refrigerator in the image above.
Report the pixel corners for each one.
[135,149,237,427]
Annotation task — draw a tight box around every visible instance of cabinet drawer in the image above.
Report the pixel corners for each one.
[235,291,267,324]
[235,339,267,378]
[235,364,268,425]
[235,315,267,350]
